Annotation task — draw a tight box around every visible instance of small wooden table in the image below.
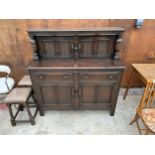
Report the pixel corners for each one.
[124,64,155,134]
[123,64,155,100]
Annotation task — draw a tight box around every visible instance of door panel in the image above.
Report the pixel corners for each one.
[79,71,117,109]
[79,83,114,105]
[79,36,116,58]
[31,71,75,109]
[37,36,73,58]
[39,82,73,105]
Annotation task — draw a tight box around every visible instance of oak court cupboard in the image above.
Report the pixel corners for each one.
[28,27,125,116]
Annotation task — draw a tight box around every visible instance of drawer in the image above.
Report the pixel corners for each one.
[33,72,72,81]
[80,72,119,81]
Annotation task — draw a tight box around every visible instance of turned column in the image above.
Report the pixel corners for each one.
[29,34,39,60]
[114,33,123,59]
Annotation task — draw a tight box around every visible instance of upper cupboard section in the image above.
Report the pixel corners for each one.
[28,28,125,60]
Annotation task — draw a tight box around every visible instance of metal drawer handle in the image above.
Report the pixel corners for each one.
[39,75,44,79]
[64,75,69,79]
[109,75,113,79]
[84,75,88,79]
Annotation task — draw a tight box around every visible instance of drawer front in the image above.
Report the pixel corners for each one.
[32,72,72,81]
[80,71,119,81]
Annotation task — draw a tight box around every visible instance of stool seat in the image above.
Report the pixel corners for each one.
[5,87,32,103]
[18,75,32,86]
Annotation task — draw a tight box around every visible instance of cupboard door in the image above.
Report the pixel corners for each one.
[31,72,75,110]
[79,71,118,109]
[79,36,116,58]
[79,82,115,109]
[38,82,74,109]
[37,36,73,58]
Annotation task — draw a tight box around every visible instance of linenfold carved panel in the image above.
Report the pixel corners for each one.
[38,37,73,58]
[80,36,116,58]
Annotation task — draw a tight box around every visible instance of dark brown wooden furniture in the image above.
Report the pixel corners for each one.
[28,28,125,116]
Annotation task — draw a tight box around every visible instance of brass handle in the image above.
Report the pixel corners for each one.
[79,44,81,49]
[109,75,113,79]
[64,75,68,79]
[74,46,79,51]
[71,44,81,51]
[71,44,74,49]
[39,75,44,79]
[71,88,82,98]
[84,75,88,79]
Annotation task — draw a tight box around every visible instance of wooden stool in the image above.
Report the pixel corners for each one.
[18,75,32,111]
[4,87,38,126]
[18,75,42,116]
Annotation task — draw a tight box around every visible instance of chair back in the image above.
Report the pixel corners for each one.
[138,81,155,113]
[0,65,11,75]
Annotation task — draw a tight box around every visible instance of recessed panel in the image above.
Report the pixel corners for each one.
[40,84,72,104]
[37,37,73,58]
[80,84,114,104]
[80,36,116,58]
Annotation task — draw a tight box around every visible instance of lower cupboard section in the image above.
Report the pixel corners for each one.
[29,69,123,116]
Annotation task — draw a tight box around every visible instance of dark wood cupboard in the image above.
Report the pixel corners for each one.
[28,28,125,116]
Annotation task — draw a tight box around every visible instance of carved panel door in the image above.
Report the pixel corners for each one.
[37,36,74,58]
[79,36,116,58]
[78,71,118,110]
[31,71,75,111]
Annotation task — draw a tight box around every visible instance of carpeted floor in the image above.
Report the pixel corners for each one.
[0,88,144,135]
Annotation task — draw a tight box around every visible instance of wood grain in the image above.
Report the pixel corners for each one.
[0,19,155,86]
[132,64,155,83]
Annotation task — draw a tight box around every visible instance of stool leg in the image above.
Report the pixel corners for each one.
[24,103,35,125]
[19,105,24,111]
[7,104,16,126]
